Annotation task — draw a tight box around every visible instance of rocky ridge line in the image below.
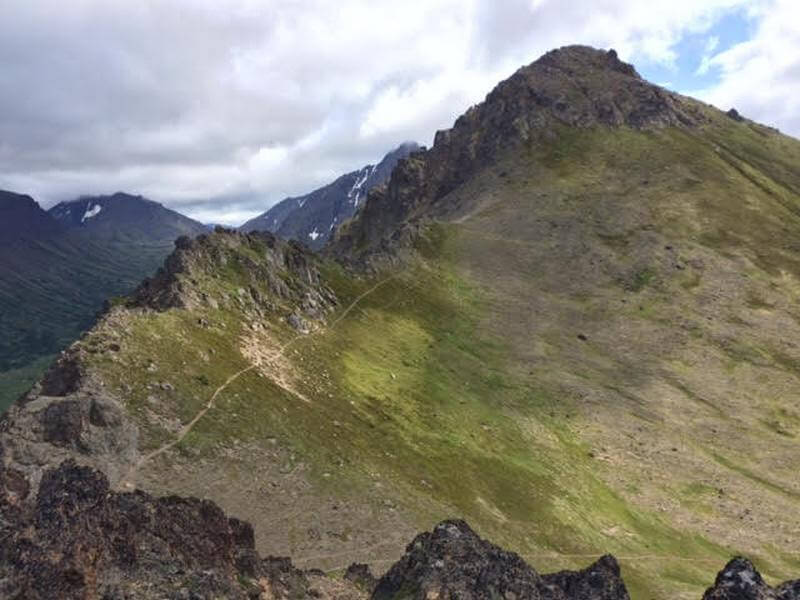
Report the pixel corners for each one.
[0,230,338,500]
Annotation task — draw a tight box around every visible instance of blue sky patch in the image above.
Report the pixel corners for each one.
[636,9,754,94]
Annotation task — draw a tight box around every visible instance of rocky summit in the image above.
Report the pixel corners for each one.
[329,45,706,265]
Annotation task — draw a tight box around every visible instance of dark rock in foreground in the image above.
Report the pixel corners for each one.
[1,459,798,599]
[0,460,311,599]
[542,554,630,600]
[702,557,800,600]
[373,519,630,600]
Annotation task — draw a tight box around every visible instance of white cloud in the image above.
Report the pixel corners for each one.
[0,0,795,225]
[696,35,721,75]
[695,0,800,135]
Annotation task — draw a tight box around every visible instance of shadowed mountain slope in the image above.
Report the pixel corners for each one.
[49,192,206,241]
[0,190,64,245]
[0,192,206,409]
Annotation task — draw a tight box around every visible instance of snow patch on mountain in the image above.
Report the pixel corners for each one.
[348,165,375,207]
[81,204,102,223]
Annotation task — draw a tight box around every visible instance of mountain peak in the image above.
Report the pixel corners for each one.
[0,189,64,244]
[48,192,205,237]
[0,189,37,208]
[329,45,707,264]
[57,191,154,210]
[533,45,640,79]
[473,43,699,133]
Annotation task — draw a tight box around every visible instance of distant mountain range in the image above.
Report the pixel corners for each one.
[240,142,419,249]
[0,191,206,408]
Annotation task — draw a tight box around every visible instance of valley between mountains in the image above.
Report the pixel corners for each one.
[2,45,800,600]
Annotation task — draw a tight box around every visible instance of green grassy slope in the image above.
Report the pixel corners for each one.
[69,112,800,599]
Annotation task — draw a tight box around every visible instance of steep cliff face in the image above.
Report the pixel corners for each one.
[131,229,336,316]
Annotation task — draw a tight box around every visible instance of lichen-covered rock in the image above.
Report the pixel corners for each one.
[372,519,630,600]
[703,557,800,600]
[541,555,629,600]
[132,230,337,318]
[0,368,139,496]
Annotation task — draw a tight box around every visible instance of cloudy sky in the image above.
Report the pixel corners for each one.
[1,0,798,225]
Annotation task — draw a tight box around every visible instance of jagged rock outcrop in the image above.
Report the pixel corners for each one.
[1,459,798,600]
[0,460,324,599]
[132,229,337,320]
[726,108,746,122]
[703,557,800,600]
[541,555,630,600]
[328,45,707,266]
[372,520,630,600]
[0,345,139,499]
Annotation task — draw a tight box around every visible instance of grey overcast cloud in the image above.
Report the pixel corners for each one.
[1,0,798,225]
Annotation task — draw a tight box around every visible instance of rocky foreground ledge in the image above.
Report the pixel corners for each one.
[0,460,797,599]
